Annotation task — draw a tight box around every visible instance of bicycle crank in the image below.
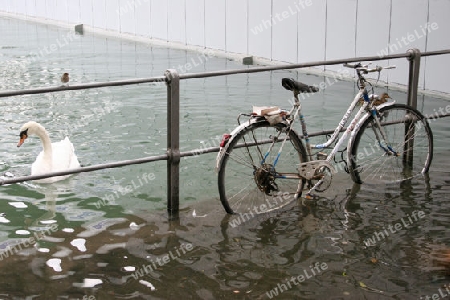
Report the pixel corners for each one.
[310,165,333,192]
[300,160,335,195]
[298,160,336,181]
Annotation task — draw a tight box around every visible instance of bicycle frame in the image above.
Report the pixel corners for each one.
[298,88,368,163]
[288,83,396,167]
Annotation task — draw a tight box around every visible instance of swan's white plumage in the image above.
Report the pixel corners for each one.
[19,121,80,183]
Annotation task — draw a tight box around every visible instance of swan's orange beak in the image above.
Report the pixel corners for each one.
[17,129,29,147]
[17,138,25,147]
[17,133,27,147]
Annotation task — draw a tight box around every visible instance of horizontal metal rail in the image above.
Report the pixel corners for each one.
[179,53,412,80]
[420,49,450,57]
[0,76,166,98]
[427,112,450,120]
[0,154,169,185]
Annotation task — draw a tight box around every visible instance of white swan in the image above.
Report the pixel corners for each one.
[17,121,80,183]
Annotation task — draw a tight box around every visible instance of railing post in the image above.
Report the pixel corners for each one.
[165,69,180,218]
[404,49,421,166]
[406,48,421,110]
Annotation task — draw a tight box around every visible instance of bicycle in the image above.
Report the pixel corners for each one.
[215,63,433,214]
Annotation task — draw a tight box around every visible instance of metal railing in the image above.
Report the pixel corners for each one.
[1,48,449,218]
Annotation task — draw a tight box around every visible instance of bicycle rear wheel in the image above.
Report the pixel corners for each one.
[218,121,307,214]
[348,104,433,185]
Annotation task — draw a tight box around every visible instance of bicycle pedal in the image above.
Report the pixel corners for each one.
[305,193,319,200]
[316,152,327,160]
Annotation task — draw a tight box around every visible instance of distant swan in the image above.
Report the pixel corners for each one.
[17,121,80,183]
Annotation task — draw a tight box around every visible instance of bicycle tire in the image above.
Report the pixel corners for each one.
[218,121,307,214]
[348,103,433,185]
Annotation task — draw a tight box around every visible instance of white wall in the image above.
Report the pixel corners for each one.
[424,0,450,93]
[297,0,326,64]
[185,0,204,47]
[247,0,272,59]
[226,0,247,54]
[151,0,167,40]
[0,0,449,94]
[168,0,186,44]
[205,0,225,50]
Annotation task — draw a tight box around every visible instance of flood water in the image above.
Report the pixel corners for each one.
[0,17,449,299]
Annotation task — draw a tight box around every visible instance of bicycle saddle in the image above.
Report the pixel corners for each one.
[282,78,319,93]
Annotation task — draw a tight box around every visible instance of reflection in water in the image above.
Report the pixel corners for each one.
[46,258,62,272]
[70,238,87,252]
[0,174,447,298]
[73,278,103,288]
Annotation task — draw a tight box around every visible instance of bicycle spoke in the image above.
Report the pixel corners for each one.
[226,150,258,170]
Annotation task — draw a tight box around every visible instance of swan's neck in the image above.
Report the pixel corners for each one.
[34,126,53,160]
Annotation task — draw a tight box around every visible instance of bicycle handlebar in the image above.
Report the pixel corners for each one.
[343,62,362,69]
[343,63,396,73]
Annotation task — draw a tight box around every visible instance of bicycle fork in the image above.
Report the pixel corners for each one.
[370,109,398,156]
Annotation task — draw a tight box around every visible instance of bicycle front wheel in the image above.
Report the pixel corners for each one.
[348,104,433,185]
[218,121,307,214]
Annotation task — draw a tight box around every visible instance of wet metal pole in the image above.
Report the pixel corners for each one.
[165,69,180,218]
[407,48,421,110]
[405,49,421,165]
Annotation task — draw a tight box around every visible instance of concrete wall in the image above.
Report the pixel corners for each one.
[0,0,449,94]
